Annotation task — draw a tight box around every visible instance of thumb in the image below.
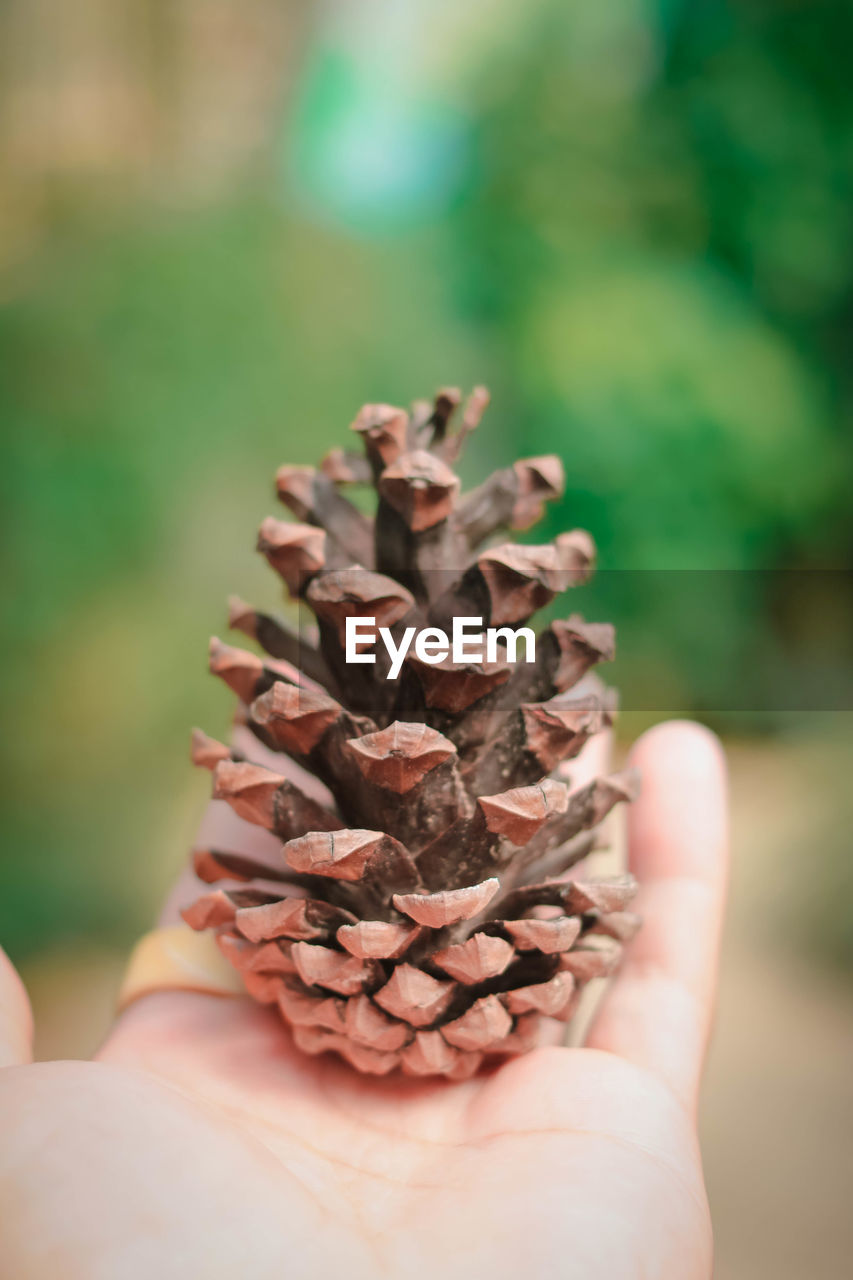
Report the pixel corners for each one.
[0,946,34,1067]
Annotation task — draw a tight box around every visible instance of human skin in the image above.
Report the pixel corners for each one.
[0,720,727,1280]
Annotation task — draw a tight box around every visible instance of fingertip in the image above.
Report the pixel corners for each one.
[625,718,728,890]
[0,946,34,1067]
[629,719,726,782]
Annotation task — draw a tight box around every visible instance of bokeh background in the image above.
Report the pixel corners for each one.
[1,2,852,1275]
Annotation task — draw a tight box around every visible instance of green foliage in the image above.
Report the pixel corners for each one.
[1,0,851,962]
[451,0,852,550]
[442,0,853,715]
[0,204,488,958]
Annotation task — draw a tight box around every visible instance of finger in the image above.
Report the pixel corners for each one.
[0,945,34,1067]
[586,720,728,1112]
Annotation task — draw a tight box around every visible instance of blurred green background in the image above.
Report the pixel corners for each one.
[1,3,852,1274]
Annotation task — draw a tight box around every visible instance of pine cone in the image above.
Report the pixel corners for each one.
[184,387,640,1078]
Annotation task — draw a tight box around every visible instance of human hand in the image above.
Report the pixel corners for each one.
[0,720,727,1280]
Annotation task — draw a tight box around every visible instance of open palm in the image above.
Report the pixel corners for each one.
[0,722,727,1280]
